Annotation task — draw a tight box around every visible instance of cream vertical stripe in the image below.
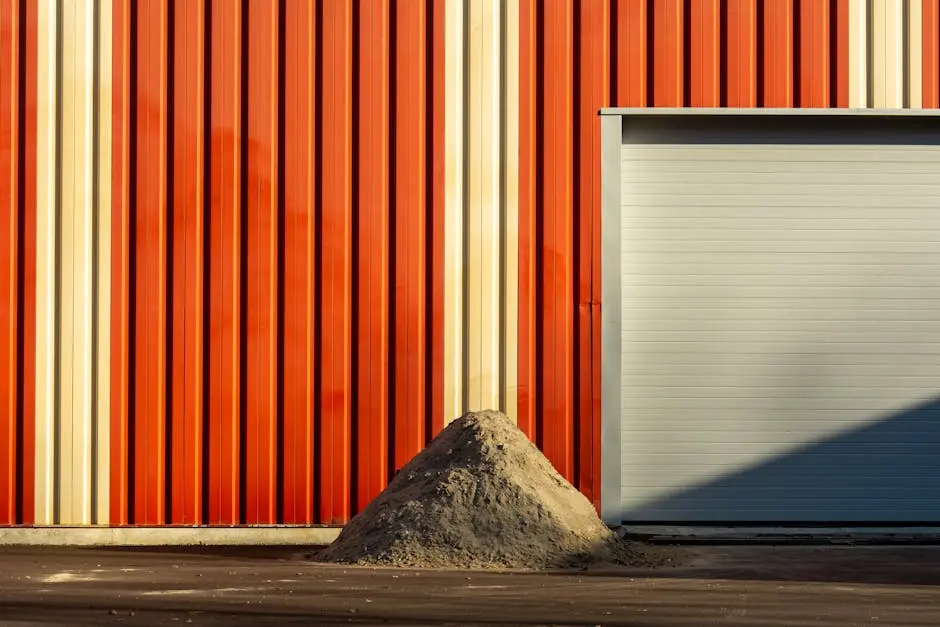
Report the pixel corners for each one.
[872,0,904,108]
[95,0,111,525]
[502,0,519,423]
[34,0,58,526]
[849,0,868,107]
[907,0,923,108]
[443,0,464,424]
[466,0,501,412]
[58,0,96,525]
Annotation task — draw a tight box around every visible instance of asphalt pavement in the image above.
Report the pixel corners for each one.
[1,545,940,626]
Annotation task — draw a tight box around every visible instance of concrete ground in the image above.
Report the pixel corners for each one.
[1,545,940,626]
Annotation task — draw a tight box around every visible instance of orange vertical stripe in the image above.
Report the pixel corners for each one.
[281,0,315,525]
[518,0,537,441]
[244,0,278,525]
[651,0,683,106]
[208,0,241,525]
[134,0,169,526]
[319,0,352,524]
[924,0,939,108]
[355,0,389,512]
[576,0,608,508]
[0,0,19,526]
[761,0,793,106]
[689,0,720,107]
[616,0,648,106]
[170,0,205,525]
[429,0,445,442]
[111,0,131,525]
[542,1,574,480]
[832,0,849,107]
[725,0,757,107]
[393,0,427,472]
[798,0,830,107]
[21,0,37,525]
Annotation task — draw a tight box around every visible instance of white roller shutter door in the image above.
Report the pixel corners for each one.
[615,115,940,522]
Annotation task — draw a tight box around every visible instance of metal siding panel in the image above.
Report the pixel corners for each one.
[849,0,868,108]
[798,0,831,107]
[833,0,850,108]
[688,0,719,108]
[207,0,241,525]
[616,0,648,107]
[466,0,500,413]
[503,0,519,425]
[34,0,57,526]
[724,0,757,107]
[59,0,95,526]
[576,0,607,507]
[517,0,536,440]
[760,0,794,107]
[430,0,446,436]
[170,0,205,525]
[873,0,904,108]
[393,0,427,471]
[21,0,38,526]
[282,0,315,525]
[908,0,923,108]
[244,0,278,525]
[0,0,20,526]
[354,0,388,512]
[133,0,168,526]
[319,0,352,523]
[96,0,112,525]
[110,0,130,526]
[34,2,58,525]
[926,0,940,108]
[443,0,464,427]
[542,1,574,480]
[651,0,683,106]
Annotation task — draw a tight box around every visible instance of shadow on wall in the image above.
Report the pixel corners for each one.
[625,397,940,523]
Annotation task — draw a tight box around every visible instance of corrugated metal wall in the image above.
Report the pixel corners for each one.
[107,0,518,525]
[2,0,939,527]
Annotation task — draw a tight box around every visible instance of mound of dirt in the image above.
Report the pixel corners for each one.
[314,410,657,570]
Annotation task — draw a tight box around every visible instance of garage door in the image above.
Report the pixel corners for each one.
[602,112,940,523]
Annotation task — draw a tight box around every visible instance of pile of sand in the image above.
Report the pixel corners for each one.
[314,410,654,570]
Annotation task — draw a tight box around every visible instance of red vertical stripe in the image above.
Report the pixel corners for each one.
[651,0,683,106]
[0,0,19,526]
[134,0,169,526]
[111,0,131,525]
[616,0,648,106]
[429,0,445,441]
[832,0,849,107]
[244,0,278,525]
[798,0,830,107]
[355,0,389,511]
[924,0,939,108]
[281,0,315,524]
[21,0,37,525]
[725,0,757,107]
[518,0,537,442]
[761,0,793,106]
[542,1,574,480]
[393,0,427,473]
[576,0,608,508]
[689,0,719,107]
[208,0,241,525]
[319,0,352,524]
[170,0,205,525]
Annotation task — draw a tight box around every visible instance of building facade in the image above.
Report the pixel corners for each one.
[2,0,938,530]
